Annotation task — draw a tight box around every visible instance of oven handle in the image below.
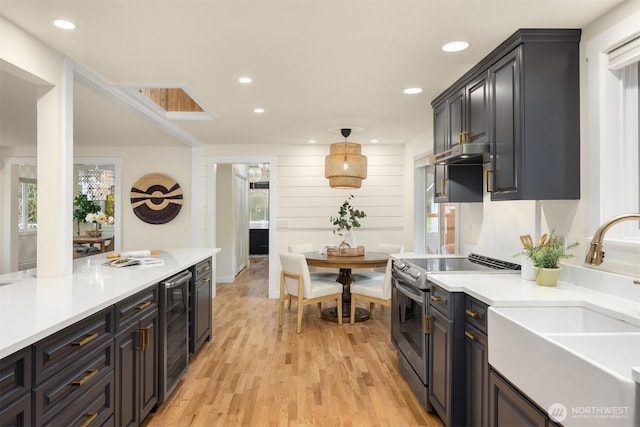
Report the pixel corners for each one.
[394,280,424,303]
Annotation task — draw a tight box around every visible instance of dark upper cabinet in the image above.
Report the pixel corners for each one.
[488,33,581,200]
[431,28,581,202]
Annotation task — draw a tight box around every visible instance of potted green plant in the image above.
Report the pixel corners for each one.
[522,232,579,286]
[73,194,100,236]
[329,194,366,248]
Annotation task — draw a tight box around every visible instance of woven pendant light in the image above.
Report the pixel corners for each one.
[324,128,367,188]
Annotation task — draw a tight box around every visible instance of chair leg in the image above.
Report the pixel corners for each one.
[317,302,322,318]
[279,297,284,327]
[350,295,357,324]
[296,295,304,334]
[337,294,343,325]
[369,302,376,319]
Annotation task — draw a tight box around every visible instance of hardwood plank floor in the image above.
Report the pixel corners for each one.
[145,257,442,427]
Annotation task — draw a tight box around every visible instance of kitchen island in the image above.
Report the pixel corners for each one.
[0,248,219,359]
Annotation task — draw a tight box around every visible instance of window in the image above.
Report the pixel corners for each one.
[17,179,37,231]
[422,165,457,254]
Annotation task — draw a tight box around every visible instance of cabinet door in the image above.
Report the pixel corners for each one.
[138,309,158,423]
[428,308,452,425]
[489,47,522,199]
[115,323,138,427]
[448,88,466,148]
[465,323,488,427]
[467,73,489,144]
[195,275,212,351]
[489,369,547,427]
[0,393,31,427]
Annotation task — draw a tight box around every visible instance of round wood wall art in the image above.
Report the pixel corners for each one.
[130,173,183,224]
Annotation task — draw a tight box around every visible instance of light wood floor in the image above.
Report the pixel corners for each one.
[145,257,442,427]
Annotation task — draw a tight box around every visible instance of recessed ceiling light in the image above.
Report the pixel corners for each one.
[370,139,379,144]
[403,87,423,95]
[442,41,469,52]
[238,77,252,84]
[253,108,265,113]
[53,19,76,30]
[308,139,317,144]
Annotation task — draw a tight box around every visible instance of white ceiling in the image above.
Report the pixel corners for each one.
[0,0,627,148]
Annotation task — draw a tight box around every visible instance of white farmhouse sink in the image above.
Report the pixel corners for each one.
[493,306,640,333]
[489,306,639,427]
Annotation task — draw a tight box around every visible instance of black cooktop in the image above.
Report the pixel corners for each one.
[405,257,498,272]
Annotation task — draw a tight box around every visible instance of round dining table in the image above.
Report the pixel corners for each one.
[304,251,389,323]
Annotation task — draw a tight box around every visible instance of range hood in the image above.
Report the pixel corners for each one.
[427,143,491,166]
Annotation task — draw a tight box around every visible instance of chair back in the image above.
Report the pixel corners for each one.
[377,243,404,254]
[288,243,314,254]
[279,252,313,297]
[382,258,393,299]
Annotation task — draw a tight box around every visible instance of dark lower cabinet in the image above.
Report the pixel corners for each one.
[465,296,489,427]
[190,257,213,355]
[489,369,553,427]
[115,290,159,427]
[427,284,464,426]
[0,348,31,427]
[465,323,488,427]
[0,394,31,427]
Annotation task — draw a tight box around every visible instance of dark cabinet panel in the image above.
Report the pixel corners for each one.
[0,393,31,427]
[429,308,451,419]
[467,73,489,145]
[0,348,31,416]
[190,257,213,355]
[448,88,466,149]
[465,323,488,427]
[489,369,548,427]
[114,288,158,427]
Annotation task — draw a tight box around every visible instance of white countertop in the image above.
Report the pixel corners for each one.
[0,248,219,359]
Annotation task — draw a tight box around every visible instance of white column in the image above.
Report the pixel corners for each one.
[36,59,74,277]
[191,145,204,247]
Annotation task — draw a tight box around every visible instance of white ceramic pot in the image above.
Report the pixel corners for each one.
[520,257,536,281]
[343,229,357,248]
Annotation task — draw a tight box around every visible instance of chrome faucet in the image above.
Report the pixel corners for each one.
[585,213,640,265]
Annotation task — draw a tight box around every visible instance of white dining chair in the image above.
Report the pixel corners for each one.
[279,253,343,333]
[352,243,403,282]
[350,258,393,323]
[288,243,336,280]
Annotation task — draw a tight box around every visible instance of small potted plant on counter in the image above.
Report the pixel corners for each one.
[73,194,100,236]
[522,232,579,286]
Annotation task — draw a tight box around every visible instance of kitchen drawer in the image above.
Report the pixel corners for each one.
[115,286,158,328]
[42,368,114,427]
[465,295,488,334]
[0,347,32,407]
[34,341,113,426]
[429,284,451,317]
[34,307,114,383]
[193,257,212,281]
[0,392,31,427]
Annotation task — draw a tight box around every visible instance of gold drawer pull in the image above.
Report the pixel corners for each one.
[465,331,476,341]
[72,332,99,347]
[431,295,443,302]
[71,369,98,386]
[485,169,494,193]
[198,265,211,274]
[424,315,432,335]
[79,412,98,427]
[197,277,211,285]
[465,309,480,318]
[135,301,151,310]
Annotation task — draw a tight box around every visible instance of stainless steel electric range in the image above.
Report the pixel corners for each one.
[390,253,520,412]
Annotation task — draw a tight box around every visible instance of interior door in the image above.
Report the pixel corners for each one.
[234,174,248,274]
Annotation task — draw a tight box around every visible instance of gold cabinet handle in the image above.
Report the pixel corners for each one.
[79,412,98,427]
[465,309,480,318]
[431,295,442,302]
[137,329,147,351]
[485,169,494,193]
[424,315,432,335]
[135,301,151,310]
[459,131,469,144]
[71,369,98,386]
[440,178,447,197]
[72,332,99,347]
[465,331,476,341]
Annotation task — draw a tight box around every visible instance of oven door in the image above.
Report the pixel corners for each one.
[391,273,429,384]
